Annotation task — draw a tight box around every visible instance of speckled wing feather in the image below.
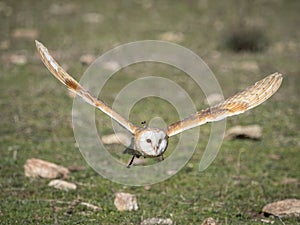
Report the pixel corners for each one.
[35,40,139,134]
[167,73,283,137]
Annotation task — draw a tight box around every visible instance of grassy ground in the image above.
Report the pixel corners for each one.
[1,0,299,224]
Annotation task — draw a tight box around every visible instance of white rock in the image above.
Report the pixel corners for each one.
[262,199,300,217]
[159,31,184,43]
[201,217,218,225]
[101,133,131,146]
[225,125,262,140]
[48,179,77,191]
[80,54,96,65]
[24,158,70,179]
[141,217,173,225]
[114,192,138,211]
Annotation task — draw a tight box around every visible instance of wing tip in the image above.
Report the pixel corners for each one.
[35,39,40,46]
[35,40,44,51]
[271,71,283,81]
[271,71,283,89]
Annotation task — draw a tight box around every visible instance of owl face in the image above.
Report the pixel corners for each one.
[135,128,168,157]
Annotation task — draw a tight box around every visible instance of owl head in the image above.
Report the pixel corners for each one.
[134,128,168,157]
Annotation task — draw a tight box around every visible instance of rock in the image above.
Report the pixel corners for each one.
[48,179,77,191]
[201,217,218,225]
[2,53,27,66]
[262,199,300,217]
[280,177,298,185]
[141,217,173,225]
[269,154,281,160]
[49,3,77,15]
[224,125,262,140]
[9,54,27,65]
[144,185,151,191]
[80,202,101,211]
[114,192,138,211]
[260,219,274,224]
[24,158,70,179]
[101,133,131,146]
[159,32,184,43]
[12,28,39,40]
[79,54,96,65]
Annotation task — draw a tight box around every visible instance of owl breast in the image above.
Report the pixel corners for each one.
[134,128,168,157]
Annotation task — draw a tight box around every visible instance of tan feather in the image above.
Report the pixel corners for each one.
[167,73,283,137]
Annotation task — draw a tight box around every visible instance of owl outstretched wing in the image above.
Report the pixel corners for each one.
[167,73,283,137]
[35,40,139,134]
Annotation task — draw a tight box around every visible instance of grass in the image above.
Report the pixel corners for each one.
[1,0,300,224]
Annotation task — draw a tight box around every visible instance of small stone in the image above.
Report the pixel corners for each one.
[262,199,300,217]
[114,192,138,211]
[24,158,70,179]
[12,28,39,40]
[49,3,77,15]
[101,133,131,146]
[144,185,151,191]
[80,202,101,211]
[9,54,27,65]
[48,179,77,191]
[225,125,262,140]
[269,154,281,160]
[159,32,184,43]
[260,219,274,224]
[201,217,217,225]
[280,177,298,185]
[79,54,96,65]
[141,217,173,225]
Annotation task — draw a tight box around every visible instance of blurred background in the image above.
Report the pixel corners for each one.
[0,0,299,224]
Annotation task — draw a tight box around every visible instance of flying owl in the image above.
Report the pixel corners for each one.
[35,41,283,167]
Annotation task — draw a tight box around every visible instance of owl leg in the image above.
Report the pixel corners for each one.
[127,155,135,168]
[161,155,164,160]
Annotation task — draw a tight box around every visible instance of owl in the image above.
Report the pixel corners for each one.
[35,41,283,167]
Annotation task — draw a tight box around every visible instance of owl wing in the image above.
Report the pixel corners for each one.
[35,40,139,134]
[167,72,283,137]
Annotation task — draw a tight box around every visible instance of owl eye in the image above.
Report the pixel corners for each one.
[158,139,162,145]
[146,139,152,143]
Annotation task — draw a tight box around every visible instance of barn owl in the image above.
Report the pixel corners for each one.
[35,40,283,167]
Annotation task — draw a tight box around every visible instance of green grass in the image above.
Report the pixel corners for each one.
[1,0,300,224]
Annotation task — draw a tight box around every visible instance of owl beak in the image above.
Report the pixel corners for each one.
[154,146,159,152]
